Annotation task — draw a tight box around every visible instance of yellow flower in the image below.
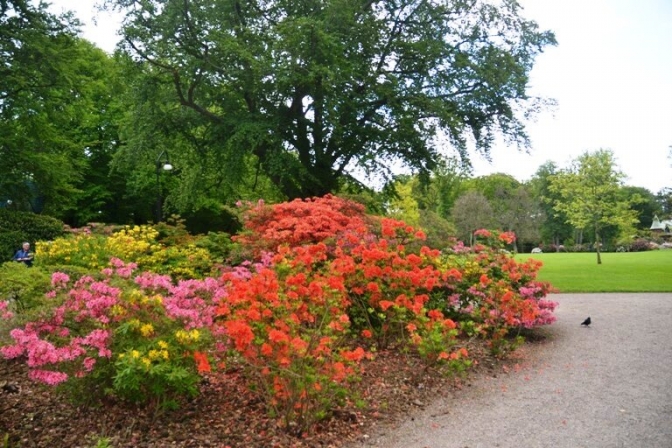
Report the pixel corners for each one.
[140,323,154,337]
[157,340,169,349]
[160,350,169,360]
[142,358,151,369]
[131,350,140,359]
[148,349,159,360]
[110,305,125,317]
[175,330,189,344]
[189,329,200,341]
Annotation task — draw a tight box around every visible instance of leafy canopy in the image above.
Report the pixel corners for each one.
[105,0,556,199]
[548,149,642,264]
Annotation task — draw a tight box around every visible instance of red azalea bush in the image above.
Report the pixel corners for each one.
[233,195,371,254]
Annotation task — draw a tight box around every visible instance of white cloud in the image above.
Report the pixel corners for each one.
[472,0,672,192]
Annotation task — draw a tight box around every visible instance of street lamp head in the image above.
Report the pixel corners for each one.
[162,162,173,171]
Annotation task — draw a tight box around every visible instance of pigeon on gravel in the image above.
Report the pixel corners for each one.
[581,317,591,326]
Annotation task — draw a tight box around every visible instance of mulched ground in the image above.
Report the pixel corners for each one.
[0,342,529,448]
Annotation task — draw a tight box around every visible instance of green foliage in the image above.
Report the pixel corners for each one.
[0,1,128,218]
[548,149,643,264]
[106,0,555,199]
[417,209,457,251]
[0,262,51,313]
[529,161,574,248]
[0,209,65,261]
[620,186,661,230]
[451,191,494,245]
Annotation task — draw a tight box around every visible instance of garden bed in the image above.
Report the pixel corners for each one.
[1,341,518,448]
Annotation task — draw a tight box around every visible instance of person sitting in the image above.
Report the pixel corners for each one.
[13,242,34,267]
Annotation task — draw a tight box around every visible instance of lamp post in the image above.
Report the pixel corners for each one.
[155,150,173,223]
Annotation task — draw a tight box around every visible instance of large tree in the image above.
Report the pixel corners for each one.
[548,149,641,264]
[105,0,556,199]
[451,190,494,246]
[0,1,126,219]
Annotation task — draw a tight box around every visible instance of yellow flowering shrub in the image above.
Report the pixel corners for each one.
[37,225,216,279]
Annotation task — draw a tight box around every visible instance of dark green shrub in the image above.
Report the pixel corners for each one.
[0,231,28,260]
[0,209,65,261]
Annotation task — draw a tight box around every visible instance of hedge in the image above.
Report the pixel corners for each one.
[0,209,65,261]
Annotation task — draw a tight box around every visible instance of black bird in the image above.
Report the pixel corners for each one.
[581,317,591,326]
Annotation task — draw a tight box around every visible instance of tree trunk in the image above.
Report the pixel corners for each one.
[595,228,602,264]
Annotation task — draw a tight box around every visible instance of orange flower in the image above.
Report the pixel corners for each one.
[379,300,395,311]
[193,351,211,373]
[427,309,444,321]
[342,347,366,362]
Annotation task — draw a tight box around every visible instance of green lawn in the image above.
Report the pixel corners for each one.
[515,250,672,293]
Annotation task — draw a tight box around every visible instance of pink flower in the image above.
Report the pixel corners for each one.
[0,301,13,320]
[51,272,70,288]
[1,344,25,359]
[83,357,96,371]
[29,369,68,386]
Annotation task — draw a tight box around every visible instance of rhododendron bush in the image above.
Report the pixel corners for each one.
[0,195,557,432]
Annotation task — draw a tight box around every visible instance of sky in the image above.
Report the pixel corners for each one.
[49,0,672,193]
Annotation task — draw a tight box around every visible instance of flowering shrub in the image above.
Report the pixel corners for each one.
[233,195,370,254]
[0,261,217,410]
[215,248,362,431]
[435,230,557,354]
[37,225,215,279]
[1,195,559,432]
[37,233,109,270]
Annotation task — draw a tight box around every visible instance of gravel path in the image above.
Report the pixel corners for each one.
[352,293,672,448]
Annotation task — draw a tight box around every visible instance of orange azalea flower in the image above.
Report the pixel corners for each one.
[427,309,444,320]
[361,329,373,338]
[498,231,516,244]
[342,347,366,362]
[366,282,380,293]
[443,318,456,329]
[501,291,515,302]
[193,351,211,373]
[268,329,289,344]
[379,300,395,311]
[480,274,490,286]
